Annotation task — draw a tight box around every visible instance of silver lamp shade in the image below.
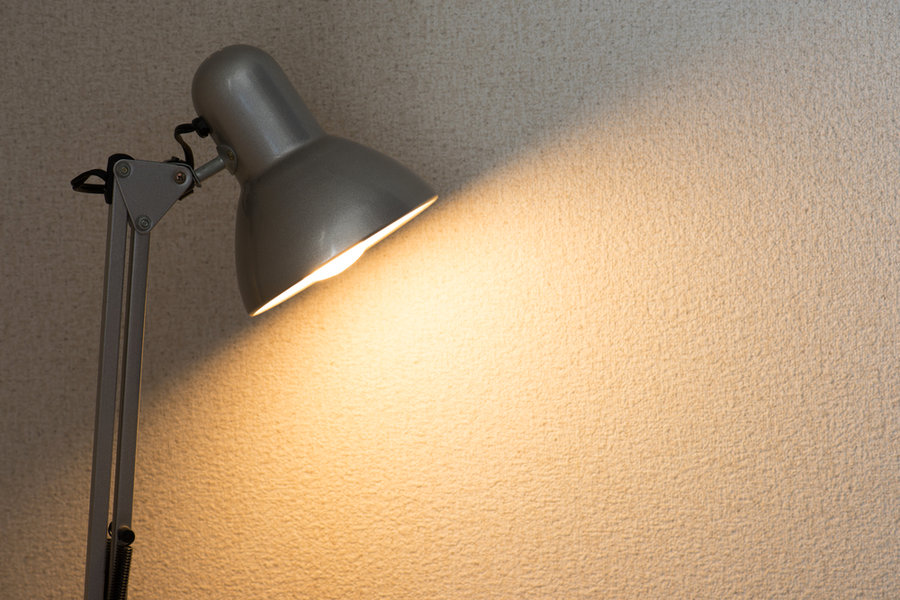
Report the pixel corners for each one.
[192,45,437,315]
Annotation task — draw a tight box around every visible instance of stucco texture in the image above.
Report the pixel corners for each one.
[1,1,898,598]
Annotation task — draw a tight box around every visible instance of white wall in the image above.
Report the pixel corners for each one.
[1,2,897,598]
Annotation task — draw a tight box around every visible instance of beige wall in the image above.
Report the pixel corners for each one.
[2,2,898,598]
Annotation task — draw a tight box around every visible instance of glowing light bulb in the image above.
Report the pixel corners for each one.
[306,243,367,285]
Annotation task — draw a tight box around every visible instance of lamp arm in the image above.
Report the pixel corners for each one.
[83,159,193,600]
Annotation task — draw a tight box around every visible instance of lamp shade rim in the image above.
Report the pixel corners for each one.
[235,135,438,315]
[249,194,437,315]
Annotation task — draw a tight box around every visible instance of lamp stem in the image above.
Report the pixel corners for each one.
[83,192,128,600]
[105,225,150,599]
[83,186,152,600]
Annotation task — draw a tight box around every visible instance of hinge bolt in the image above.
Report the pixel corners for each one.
[135,215,152,232]
[117,163,131,177]
[174,171,187,184]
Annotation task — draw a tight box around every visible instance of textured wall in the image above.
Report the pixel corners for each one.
[1,1,898,598]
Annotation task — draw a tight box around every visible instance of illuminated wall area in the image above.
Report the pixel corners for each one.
[1,2,897,599]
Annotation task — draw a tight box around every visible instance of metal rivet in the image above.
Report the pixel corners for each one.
[135,216,152,232]
[117,163,131,177]
[174,171,187,184]
[225,149,235,161]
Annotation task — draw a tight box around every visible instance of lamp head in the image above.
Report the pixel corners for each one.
[192,45,437,315]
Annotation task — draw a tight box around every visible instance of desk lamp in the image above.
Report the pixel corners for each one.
[72,45,437,600]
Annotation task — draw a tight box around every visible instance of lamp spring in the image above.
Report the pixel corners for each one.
[105,528,134,600]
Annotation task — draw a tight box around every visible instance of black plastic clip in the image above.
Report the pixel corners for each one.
[71,153,135,204]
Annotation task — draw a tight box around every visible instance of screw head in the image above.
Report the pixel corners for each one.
[117,163,131,177]
[225,149,236,161]
[174,171,187,184]
[135,215,152,232]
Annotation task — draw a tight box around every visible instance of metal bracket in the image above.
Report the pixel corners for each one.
[113,159,194,232]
